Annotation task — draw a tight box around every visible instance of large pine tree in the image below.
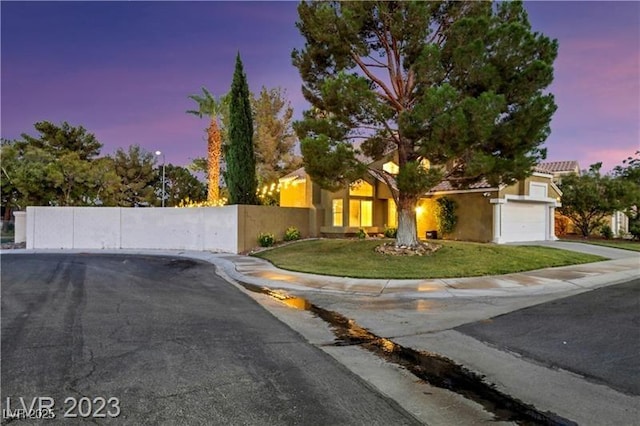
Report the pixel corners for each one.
[293,1,557,247]
[225,53,259,205]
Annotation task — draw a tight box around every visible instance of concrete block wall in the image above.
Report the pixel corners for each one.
[238,205,310,252]
[25,205,310,253]
[119,206,237,251]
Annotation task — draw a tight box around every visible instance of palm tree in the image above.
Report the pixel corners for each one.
[187,87,224,203]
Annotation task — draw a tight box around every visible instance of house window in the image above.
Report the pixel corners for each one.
[332,199,343,226]
[529,182,548,199]
[383,161,399,175]
[387,200,398,228]
[349,200,373,227]
[349,180,373,197]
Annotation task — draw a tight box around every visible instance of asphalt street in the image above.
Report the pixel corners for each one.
[1,253,420,425]
[457,279,640,396]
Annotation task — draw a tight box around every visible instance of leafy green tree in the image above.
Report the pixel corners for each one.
[159,164,207,207]
[90,157,121,206]
[613,151,640,239]
[16,121,101,160]
[225,53,259,205]
[188,157,209,178]
[1,141,56,208]
[112,145,158,207]
[292,1,557,246]
[252,86,302,187]
[1,140,22,217]
[2,122,117,207]
[53,151,105,206]
[187,88,227,203]
[558,164,627,237]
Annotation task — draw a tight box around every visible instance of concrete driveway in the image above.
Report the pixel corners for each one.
[508,240,640,260]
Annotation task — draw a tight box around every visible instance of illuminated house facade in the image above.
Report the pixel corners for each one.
[280,153,563,243]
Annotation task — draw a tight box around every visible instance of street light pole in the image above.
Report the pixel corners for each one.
[155,150,166,207]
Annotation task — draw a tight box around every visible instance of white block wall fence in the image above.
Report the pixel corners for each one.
[24,206,311,253]
[13,211,27,243]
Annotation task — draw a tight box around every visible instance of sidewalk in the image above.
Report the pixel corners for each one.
[206,242,640,426]
[211,250,639,298]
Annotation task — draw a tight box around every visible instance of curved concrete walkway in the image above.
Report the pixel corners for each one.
[208,241,639,298]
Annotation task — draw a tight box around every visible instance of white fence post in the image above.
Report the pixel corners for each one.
[13,211,26,243]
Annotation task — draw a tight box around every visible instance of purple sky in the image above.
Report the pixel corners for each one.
[2,1,638,173]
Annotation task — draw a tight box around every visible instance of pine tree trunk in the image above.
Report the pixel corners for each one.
[396,193,419,247]
[207,119,221,203]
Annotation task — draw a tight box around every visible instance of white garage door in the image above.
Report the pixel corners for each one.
[501,202,547,242]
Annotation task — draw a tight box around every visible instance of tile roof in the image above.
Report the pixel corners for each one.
[368,168,398,191]
[368,169,495,194]
[428,178,494,193]
[282,159,562,194]
[537,161,580,174]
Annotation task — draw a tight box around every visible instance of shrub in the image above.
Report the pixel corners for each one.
[384,227,397,238]
[357,228,368,239]
[630,220,640,240]
[599,224,613,240]
[257,232,275,247]
[283,226,301,241]
[555,214,570,237]
[436,197,458,236]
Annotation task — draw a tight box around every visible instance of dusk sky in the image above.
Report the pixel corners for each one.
[2,1,638,173]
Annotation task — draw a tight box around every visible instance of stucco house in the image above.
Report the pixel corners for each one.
[280,153,562,244]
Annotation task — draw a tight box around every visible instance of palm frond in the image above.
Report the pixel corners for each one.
[186,109,203,117]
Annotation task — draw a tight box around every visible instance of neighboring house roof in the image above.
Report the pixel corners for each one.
[537,161,580,174]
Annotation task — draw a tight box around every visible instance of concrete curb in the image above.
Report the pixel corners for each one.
[2,247,639,298]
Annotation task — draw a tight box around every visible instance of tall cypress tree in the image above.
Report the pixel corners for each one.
[225,53,259,205]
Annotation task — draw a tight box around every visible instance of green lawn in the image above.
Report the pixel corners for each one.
[562,239,640,252]
[253,239,605,279]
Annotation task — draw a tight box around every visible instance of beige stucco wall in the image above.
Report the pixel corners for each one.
[417,192,495,242]
[450,192,495,242]
[376,180,394,199]
[499,175,560,199]
[545,179,562,200]
[500,181,523,197]
[237,205,311,253]
[320,187,348,228]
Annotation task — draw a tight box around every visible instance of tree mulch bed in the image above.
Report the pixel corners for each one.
[374,241,442,256]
